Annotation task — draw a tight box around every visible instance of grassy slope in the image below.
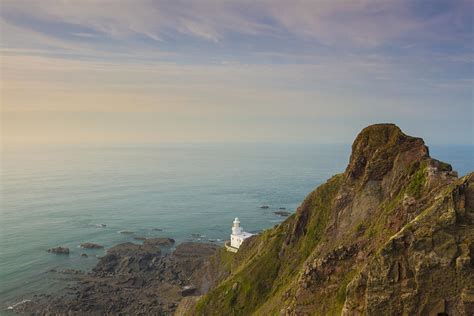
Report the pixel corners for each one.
[195,174,344,315]
[194,125,455,315]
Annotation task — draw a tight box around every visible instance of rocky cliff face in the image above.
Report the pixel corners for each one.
[193,124,473,315]
[343,175,474,315]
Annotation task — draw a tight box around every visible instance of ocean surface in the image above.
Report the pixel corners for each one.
[1,143,472,309]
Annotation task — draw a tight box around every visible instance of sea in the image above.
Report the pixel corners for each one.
[1,143,472,310]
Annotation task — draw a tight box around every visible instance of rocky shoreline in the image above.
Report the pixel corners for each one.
[11,238,220,315]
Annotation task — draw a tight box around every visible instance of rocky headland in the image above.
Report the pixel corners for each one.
[192,124,473,315]
[11,124,473,315]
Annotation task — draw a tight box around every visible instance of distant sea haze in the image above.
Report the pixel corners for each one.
[0,143,472,308]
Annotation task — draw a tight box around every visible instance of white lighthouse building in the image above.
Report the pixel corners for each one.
[226,217,253,252]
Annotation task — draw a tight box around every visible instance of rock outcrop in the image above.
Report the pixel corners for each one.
[343,175,474,315]
[80,243,104,249]
[143,237,175,247]
[274,211,291,217]
[47,247,70,255]
[25,241,219,315]
[193,124,472,316]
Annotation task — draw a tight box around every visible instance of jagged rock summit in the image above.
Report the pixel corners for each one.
[345,123,428,183]
[192,123,473,316]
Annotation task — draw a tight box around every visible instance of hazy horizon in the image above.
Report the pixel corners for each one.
[1,0,473,145]
[2,137,474,147]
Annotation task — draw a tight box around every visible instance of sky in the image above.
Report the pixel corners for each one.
[1,0,473,145]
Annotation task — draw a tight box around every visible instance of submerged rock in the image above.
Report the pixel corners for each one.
[118,230,134,234]
[48,247,69,255]
[80,243,104,249]
[274,211,291,217]
[260,205,270,209]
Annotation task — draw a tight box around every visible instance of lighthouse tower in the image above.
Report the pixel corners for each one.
[232,217,243,235]
[229,217,253,250]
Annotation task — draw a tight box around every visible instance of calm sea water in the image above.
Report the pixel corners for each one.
[0,143,472,309]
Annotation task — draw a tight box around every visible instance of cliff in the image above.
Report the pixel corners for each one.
[192,124,473,315]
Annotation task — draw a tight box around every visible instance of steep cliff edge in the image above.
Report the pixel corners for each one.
[192,124,473,315]
[343,174,474,315]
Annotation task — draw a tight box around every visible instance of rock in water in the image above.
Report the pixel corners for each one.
[48,247,69,255]
[80,243,104,249]
[27,241,219,315]
[118,230,134,234]
[143,237,175,247]
[274,211,291,216]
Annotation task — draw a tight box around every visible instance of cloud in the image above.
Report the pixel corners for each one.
[2,53,467,115]
[1,1,472,144]
[2,0,471,53]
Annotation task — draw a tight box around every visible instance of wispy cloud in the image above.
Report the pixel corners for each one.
[1,0,472,144]
[2,0,471,58]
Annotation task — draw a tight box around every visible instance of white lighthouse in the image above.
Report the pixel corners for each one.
[227,217,253,252]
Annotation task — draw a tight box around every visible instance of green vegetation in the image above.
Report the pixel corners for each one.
[196,226,285,315]
[208,247,234,276]
[333,269,357,314]
[362,160,430,249]
[381,188,405,214]
[298,174,344,256]
[195,174,344,315]
[406,162,427,198]
[355,222,366,234]
[367,226,377,238]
